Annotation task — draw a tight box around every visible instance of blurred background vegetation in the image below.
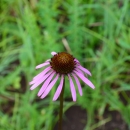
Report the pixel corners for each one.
[0,0,130,130]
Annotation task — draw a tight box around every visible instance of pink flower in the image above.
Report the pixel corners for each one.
[29,52,95,101]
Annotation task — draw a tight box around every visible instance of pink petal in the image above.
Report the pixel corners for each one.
[30,71,53,90]
[51,52,57,56]
[35,62,50,69]
[74,68,84,76]
[74,71,95,89]
[37,72,56,96]
[72,73,82,96]
[76,65,92,76]
[40,74,59,99]
[30,67,52,85]
[53,75,64,101]
[33,66,51,80]
[68,74,76,102]
[31,70,52,85]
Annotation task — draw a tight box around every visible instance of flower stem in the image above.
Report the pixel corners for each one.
[58,78,65,130]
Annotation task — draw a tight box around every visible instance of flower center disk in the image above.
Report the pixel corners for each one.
[50,52,75,74]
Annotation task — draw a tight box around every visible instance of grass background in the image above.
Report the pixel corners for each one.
[0,0,130,130]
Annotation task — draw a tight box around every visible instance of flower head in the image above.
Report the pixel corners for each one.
[29,52,95,101]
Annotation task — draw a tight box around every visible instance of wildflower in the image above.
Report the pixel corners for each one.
[29,52,95,101]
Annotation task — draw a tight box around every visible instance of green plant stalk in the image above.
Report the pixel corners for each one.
[58,78,65,130]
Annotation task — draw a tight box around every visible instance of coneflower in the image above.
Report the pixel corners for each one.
[29,51,95,101]
[29,51,95,130]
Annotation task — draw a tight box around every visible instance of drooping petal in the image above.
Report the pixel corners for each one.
[76,65,92,76]
[35,62,50,69]
[40,74,59,99]
[51,52,57,56]
[29,69,52,85]
[53,75,64,101]
[38,72,56,96]
[72,73,82,96]
[68,74,76,102]
[30,71,53,90]
[74,68,84,76]
[30,67,52,85]
[33,66,51,80]
[74,71,95,89]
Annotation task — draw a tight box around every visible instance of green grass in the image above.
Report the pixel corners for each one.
[0,0,130,130]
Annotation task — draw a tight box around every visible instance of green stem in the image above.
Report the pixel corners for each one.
[58,78,65,130]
